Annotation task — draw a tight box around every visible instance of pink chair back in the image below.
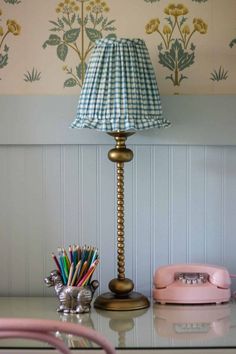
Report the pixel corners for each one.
[0,318,116,354]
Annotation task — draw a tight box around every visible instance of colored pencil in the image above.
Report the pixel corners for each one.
[51,244,99,287]
[69,245,73,264]
[67,262,74,286]
[77,260,99,287]
[51,253,61,274]
[71,260,81,286]
[78,261,88,280]
[62,254,69,279]
[63,248,71,270]
[59,256,67,285]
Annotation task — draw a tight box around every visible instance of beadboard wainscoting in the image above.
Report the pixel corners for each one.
[0,144,236,297]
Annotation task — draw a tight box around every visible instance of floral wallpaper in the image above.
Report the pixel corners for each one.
[0,9,21,72]
[43,0,116,88]
[0,0,235,95]
[145,4,208,87]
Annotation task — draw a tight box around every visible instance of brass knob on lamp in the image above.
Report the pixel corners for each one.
[109,278,134,297]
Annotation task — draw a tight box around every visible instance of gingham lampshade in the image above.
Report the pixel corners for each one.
[71,38,171,132]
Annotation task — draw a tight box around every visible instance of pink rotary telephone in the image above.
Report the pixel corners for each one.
[153,264,231,304]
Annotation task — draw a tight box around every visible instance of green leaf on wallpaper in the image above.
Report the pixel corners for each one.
[71,13,76,25]
[49,20,64,29]
[106,33,117,39]
[104,27,116,32]
[77,15,88,26]
[102,18,108,27]
[102,19,116,32]
[159,40,195,72]
[159,51,175,71]
[64,78,77,87]
[0,54,8,69]
[3,0,21,3]
[89,13,96,25]
[105,20,116,27]
[62,16,71,26]
[165,16,174,29]
[63,29,80,43]
[171,40,194,71]
[77,62,87,80]
[4,44,9,53]
[24,68,41,82]
[57,18,64,28]
[179,17,187,27]
[229,38,236,48]
[42,34,61,48]
[57,43,68,61]
[83,15,89,26]
[85,28,102,43]
[96,16,104,26]
[210,66,228,81]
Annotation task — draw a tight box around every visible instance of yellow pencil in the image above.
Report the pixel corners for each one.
[77,261,88,284]
[67,262,74,286]
[79,261,99,287]
[71,260,81,286]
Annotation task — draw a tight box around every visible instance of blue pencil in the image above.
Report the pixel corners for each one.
[59,256,67,285]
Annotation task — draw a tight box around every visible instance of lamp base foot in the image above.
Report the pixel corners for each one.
[94,291,150,311]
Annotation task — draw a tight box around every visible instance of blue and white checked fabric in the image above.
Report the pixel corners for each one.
[71,38,170,132]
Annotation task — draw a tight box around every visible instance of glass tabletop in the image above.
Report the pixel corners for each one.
[0,297,236,349]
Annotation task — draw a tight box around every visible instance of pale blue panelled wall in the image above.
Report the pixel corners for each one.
[0,144,236,297]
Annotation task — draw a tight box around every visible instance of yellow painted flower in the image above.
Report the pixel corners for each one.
[7,20,21,36]
[164,3,188,17]
[145,18,160,34]
[193,18,207,34]
[87,0,108,14]
[62,65,68,71]
[163,25,171,35]
[56,0,79,14]
[0,26,3,36]
[182,24,190,34]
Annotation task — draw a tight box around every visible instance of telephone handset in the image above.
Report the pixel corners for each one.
[153,264,231,304]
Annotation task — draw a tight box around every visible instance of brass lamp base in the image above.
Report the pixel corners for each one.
[94,292,150,311]
[100,132,150,311]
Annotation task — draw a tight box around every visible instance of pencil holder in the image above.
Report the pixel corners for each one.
[44,270,99,314]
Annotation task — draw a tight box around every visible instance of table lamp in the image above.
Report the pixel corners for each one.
[71,38,170,311]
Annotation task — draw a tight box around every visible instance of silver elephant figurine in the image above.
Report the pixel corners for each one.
[44,270,99,314]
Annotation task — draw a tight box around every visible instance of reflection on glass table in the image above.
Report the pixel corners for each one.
[153,303,231,341]
[95,308,148,348]
[1,298,236,350]
[56,312,97,349]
